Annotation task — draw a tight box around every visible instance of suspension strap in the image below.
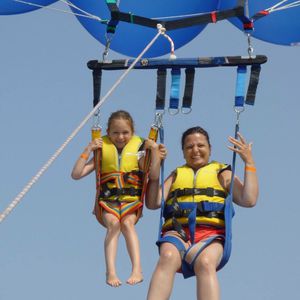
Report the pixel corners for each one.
[156,69,167,112]
[217,110,239,270]
[157,122,166,241]
[140,115,160,202]
[105,0,120,34]
[218,65,247,269]
[91,126,102,191]
[246,64,262,105]
[182,68,195,114]
[169,68,181,115]
[92,69,102,108]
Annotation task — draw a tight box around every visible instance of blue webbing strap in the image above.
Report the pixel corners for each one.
[217,118,239,271]
[218,65,247,270]
[235,65,247,108]
[157,126,165,241]
[169,68,181,114]
[156,69,167,111]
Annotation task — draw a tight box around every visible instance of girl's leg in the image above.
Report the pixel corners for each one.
[102,211,122,287]
[194,242,223,300]
[120,213,143,285]
[147,242,182,300]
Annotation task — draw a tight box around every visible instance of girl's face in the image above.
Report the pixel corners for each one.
[107,118,133,151]
[183,133,211,171]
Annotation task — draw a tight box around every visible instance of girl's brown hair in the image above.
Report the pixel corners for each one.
[107,110,135,132]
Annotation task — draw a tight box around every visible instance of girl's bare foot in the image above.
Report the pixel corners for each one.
[126,271,143,285]
[106,273,122,287]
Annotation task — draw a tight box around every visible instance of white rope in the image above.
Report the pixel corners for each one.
[59,0,102,21]
[274,1,300,11]
[13,0,104,22]
[265,0,300,13]
[153,11,209,21]
[0,25,165,224]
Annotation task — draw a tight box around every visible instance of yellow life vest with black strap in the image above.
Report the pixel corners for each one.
[99,135,144,203]
[162,161,229,231]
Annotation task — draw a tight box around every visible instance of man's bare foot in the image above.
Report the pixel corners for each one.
[126,271,143,285]
[106,273,122,287]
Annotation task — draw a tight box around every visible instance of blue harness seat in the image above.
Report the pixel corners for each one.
[157,232,225,278]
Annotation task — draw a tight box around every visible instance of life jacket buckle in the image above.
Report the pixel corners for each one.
[206,187,215,197]
[183,188,193,196]
[103,188,111,198]
[128,187,136,196]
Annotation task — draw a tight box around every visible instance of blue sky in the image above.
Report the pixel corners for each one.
[1,2,299,300]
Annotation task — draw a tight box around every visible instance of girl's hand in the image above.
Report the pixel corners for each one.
[86,138,103,152]
[158,144,167,160]
[144,139,159,151]
[228,132,255,165]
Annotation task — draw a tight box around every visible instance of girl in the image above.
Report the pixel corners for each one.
[72,110,166,287]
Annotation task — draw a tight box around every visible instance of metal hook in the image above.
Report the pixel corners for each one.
[234,106,244,126]
[247,33,254,58]
[102,33,112,62]
[168,107,179,116]
[93,108,101,127]
[181,107,192,114]
[154,112,164,128]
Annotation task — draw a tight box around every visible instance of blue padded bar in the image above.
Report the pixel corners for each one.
[88,56,267,71]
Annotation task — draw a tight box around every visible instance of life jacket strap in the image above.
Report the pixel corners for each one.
[101,170,143,185]
[99,187,142,198]
[171,217,189,242]
[167,187,227,200]
[164,210,224,221]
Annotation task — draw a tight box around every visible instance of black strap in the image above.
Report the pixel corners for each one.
[165,6,246,30]
[156,69,167,111]
[99,187,142,198]
[92,69,102,108]
[167,188,227,200]
[172,217,189,242]
[117,11,161,28]
[246,64,261,105]
[182,68,195,110]
[164,210,224,221]
[104,1,249,30]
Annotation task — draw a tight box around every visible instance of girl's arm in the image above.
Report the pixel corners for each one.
[145,173,174,210]
[142,140,169,209]
[219,132,259,207]
[71,138,102,180]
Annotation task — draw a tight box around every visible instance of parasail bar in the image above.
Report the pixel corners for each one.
[87,55,268,71]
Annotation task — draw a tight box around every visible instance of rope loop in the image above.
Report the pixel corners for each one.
[157,24,176,60]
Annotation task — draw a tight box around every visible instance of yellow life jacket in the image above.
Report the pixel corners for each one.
[162,161,229,230]
[99,135,144,202]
